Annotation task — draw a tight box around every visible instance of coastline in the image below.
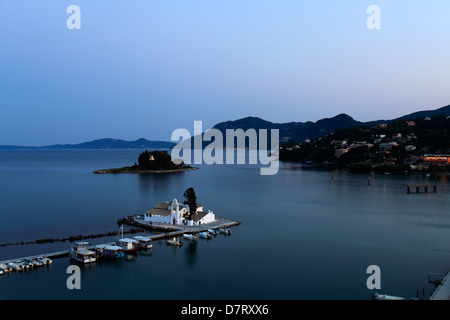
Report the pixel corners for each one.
[93,166,199,174]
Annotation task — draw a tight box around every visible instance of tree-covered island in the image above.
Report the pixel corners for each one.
[94,150,198,174]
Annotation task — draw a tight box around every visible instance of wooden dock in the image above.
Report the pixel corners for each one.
[0,218,240,266]
[407,184,437,194]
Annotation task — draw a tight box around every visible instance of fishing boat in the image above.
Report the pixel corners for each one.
[133,236,153,249]
[208,229,218,236]
[69,241,97,264]
[116,225,138,254]
[0,263,12,273]
[183,233,197,241]
[167,237,183,246]
[116,238,139,254]
[199,232,212,239]
[219,228,232,235]
[103,245,125,259]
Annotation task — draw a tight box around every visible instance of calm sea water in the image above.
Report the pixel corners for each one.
[0,150,449,300]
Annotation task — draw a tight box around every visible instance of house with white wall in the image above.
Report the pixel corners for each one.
[143,199,215,226]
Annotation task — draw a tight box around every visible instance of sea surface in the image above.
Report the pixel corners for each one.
[0,150,449,300]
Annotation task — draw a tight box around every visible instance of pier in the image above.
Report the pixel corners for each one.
[0,218,240,267]
[406,184,437,194]
[430,271,450,300]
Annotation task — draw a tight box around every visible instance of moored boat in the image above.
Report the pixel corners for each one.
[38,256,52,265]
[133,236,153,249]
[70,241,97,264]
[0,263,12,273]
[20,259,33,270]
[116,238,139,254]
[219,228,232,235]
[103,245,125,259]
[208,229,218,236]
[7,262,23,271]
[183,233,197,241]
[31,258,44,268]
[167,238,183,246]
[116,224,138,254]
[199,232,212,239]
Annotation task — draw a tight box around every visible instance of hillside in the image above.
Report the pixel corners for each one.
[279,114,450,173]
[0,138,176,150]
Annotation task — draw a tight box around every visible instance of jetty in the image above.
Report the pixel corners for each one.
[0,218,240,267]
[430,271,450,300]
[406,184,437,194]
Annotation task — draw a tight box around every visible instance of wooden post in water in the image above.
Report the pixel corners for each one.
[407,185,411,194]
[433,185,437,193]
[424,185,428,193]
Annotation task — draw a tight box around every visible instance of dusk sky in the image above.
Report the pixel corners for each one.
[1,1,450,145]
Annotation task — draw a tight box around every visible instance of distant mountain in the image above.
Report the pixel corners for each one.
[394,104,450,121]
[2,104,449,150]
[0,138,176,150]
[209,104,450,144]
[211,114,365,144]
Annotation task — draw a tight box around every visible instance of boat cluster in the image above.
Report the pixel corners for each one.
[0,256,52,274]
[69,235,154,264]
[171,228,232,246]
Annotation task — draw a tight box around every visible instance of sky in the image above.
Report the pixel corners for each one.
[1,0,450,146]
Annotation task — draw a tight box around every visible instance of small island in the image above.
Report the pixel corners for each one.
[94,150,198,174]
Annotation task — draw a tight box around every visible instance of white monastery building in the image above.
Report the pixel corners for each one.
[143,199,215,226]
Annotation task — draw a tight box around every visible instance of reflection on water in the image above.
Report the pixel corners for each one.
[184,241,198,269]
[1,151,450,300]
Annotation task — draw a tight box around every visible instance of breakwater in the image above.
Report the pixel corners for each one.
[0,228,145,248]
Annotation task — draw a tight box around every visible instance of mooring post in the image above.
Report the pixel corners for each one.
[425,185,428,193]
[407,185,411,194]
[433,185,437,193]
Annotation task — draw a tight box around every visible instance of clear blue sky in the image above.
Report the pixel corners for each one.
[1,1,450,145]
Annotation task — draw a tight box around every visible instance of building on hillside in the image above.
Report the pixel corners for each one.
[379,142,398,152]
[423,154,450,166]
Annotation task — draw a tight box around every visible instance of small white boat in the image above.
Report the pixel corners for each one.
[372,293,405,300]
[208,229,218,236]
[133,236,153,249]
[183,234,197,241]
[70,241,97,264]
[0,263,12,273]
[31,258,44,268]
[20,259,33,270]
[0,269,3,275]
[167,238,183,246]
[219,228,232,235]
[38,256,52,265]
[7,262,23,271]
[199,232,212,239]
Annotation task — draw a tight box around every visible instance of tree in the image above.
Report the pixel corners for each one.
[183,187,197,219]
